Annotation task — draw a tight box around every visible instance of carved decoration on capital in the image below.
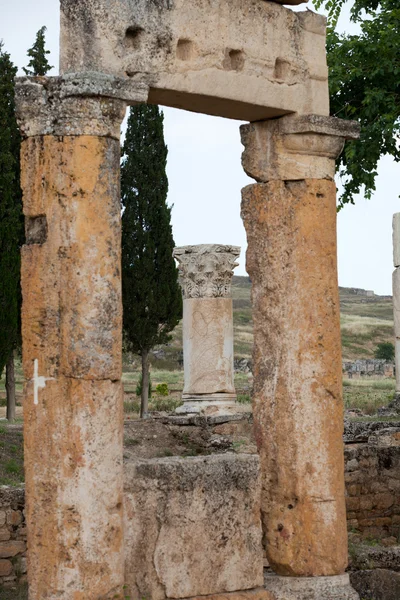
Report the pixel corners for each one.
[173,244,240,299]
[14,74,144,139]
[240,114,360,182]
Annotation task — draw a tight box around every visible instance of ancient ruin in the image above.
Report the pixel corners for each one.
[14,0,362,598]
[173,244,240,415]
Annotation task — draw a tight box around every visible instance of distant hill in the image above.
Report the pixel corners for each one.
[151,276,394,366]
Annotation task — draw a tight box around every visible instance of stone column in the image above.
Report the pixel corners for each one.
[240,115,360,598]
[15,76,128,600]
[173,244,240,415]
[393,213,400,397]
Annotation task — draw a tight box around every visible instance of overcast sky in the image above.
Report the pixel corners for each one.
[1,0,399,294]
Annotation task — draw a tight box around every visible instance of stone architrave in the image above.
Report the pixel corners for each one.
[241,114,360,599]
[173,245,240,415]
[60,0,329,121]
[393,213,400,395]
[15,76,129,600]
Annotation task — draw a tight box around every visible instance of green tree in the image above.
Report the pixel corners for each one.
[23,26,53,76]
[121,104,182,418]
[374,342,395,361]
[313,0,400,207]
[0,43,22,420]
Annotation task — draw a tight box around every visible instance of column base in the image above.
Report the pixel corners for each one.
[176,394,237,416]
[263,573,360,600]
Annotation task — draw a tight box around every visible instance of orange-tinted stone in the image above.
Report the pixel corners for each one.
[241,180,348,576]
[20,135,124,599]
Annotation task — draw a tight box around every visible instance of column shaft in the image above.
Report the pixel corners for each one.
[17,78,126,599]
[242,179,347,576]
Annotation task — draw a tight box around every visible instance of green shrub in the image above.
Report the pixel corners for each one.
[155,383,169,396]
[374,342,395,361]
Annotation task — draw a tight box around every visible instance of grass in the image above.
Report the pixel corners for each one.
[343,377,395,414]
[0,424,24,486]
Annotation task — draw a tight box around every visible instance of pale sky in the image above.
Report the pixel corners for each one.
[1,0,399,295]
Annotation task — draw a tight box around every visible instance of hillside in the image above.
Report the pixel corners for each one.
[155,276,394,364]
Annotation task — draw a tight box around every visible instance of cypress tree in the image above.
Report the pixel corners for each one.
[121,104,182,418]
[23,26,53,76]
[0,43,22,420]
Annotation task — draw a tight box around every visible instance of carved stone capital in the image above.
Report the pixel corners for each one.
[241,114,360,182]
[173,245,240,299]
[15,74,147,139]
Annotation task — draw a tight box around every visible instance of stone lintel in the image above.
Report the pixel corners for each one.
[241,114,360,182]
[173,244,240,299]
[263,573,360,600]
[393,213,400,267]
[15,75,134,139]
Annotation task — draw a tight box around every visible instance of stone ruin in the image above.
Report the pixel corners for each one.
[173,244,240,416]
[13,0,362,598]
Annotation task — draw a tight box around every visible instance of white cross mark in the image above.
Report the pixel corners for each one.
[33,359,54,405]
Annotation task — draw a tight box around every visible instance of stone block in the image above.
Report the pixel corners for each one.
[60,0,330,120]
[0,511,5,527]
[7,510,22,526]
[184,590,273,600]
[0,541,26,558]
[0,529,10,542]
[124,454,263,599]
[0,559,13,576]
[263,573,359,600]
[351,569,400,600]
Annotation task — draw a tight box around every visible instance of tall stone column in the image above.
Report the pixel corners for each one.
[393,213,400,397]
[173,245,240,415]
[240,115,360,598]
[15,77,128,600]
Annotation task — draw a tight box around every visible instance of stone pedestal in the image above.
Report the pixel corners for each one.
[173,245,240,415]
[240,115,360,590]
[16,77,127,600]
[393,213,400,396]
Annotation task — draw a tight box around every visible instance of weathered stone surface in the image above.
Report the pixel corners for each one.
[16,77,127,139]
[0,559,13,576]
[184,590,273,600]
[241,115,359,181]
[263,573,359,600]
[20,135,122,381]
[393,213,400,268]
[368,427,400,447]
[351,569,400,600]
[182,298,236,397]
[241,179,347,576]
[0,541,26,558]
[18,113,125,595]
[393,267,400,392]
[124,454,263,599]
[349,545,400,571]
[344,419,400,444]
[174,245,240,414]
[60,0,329,120]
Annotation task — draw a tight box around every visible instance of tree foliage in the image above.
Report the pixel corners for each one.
[121,104,182,417]
[314,0,400,207]
[23,26,53,76]
[374,342,395,361]
[0,44,22,376]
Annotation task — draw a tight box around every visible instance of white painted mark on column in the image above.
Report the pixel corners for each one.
[33,359,54,405]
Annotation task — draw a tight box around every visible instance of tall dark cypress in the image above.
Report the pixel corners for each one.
[121,104,182,418]
[23,26,53,76]
[0,43,22,420]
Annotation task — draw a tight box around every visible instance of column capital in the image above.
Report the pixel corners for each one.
[173,244,240,299]
[240,114,360,182]
[15,73,148,139]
